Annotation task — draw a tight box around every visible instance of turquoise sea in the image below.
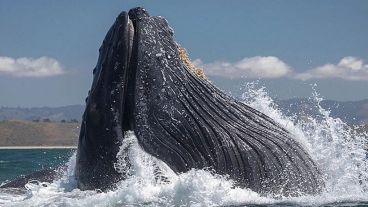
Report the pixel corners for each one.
[0,149,74,185]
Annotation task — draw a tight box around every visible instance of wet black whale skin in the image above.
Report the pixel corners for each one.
[75,7,323,196]
[0,168,64,189]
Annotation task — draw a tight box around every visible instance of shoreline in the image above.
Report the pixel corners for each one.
[0,146,77,149]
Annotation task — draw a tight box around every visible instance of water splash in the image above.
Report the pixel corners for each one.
[1,82,367,206]
[241,82,368,205]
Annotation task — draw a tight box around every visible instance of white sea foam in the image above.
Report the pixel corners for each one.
[241,83,368,205]
[1,83,367,206]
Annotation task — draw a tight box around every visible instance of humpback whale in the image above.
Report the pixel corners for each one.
[75,7,323,196]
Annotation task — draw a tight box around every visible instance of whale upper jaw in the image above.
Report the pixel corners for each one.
[75,9,141,191]
[76,7,323,196]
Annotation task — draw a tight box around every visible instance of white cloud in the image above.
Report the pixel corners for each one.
[193,56,292,79]
[294,56,368,81]
[0,56,66,78]
[194,56,368,81]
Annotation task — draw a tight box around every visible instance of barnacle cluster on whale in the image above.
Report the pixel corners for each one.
[177,46,208,81]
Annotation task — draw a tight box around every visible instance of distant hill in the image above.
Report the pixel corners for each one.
[0,105,84,122]
[0,120,79,146]
[276,99,368,125]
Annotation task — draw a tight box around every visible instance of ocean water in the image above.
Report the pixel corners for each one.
[0,85,367,207]
[0,149,74,185]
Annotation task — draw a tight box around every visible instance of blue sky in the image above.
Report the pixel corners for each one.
[0,0,367,107]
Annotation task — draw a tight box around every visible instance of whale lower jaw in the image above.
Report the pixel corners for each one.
[75,7,323,197]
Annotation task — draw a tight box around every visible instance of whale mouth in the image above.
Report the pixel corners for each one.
[120,17,136,131]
